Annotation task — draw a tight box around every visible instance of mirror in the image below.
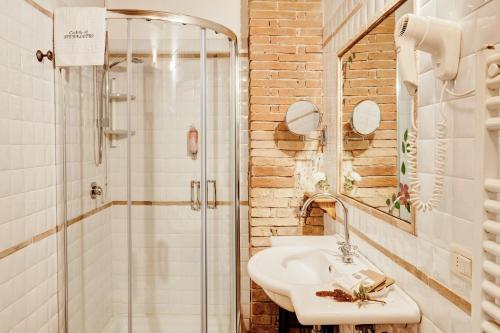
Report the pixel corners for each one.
[338,0,415,230]
[285,101,320,136]
[351,100,381,136]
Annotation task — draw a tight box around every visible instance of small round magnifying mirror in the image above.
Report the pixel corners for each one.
[285,101,320,136]
[351,100,381,136]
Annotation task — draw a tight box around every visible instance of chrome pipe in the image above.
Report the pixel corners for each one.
[200,27,208,333]
[231,38,241,333]
[126,19,133,333]
[106,9,237,42]
[60,67,69,333]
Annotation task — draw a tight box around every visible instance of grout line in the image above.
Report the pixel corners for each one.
[322,0,364,48]
[24,0,53,19]
[0,199,249,262]
[0,225,58,260]
[0,239,33,260]
[66,202,113,227]
[336,0,407,57]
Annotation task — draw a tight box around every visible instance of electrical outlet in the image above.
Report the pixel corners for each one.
[450,243,473,280]
[451,252,472,278]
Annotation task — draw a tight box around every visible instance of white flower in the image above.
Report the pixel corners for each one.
[350,171,362,182]
[313,172,326,183]
[345,170,362,183]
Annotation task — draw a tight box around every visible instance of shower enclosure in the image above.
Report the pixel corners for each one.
[56,9,239,333]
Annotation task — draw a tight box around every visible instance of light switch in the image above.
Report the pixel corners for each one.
[451,252,472,279]
[451,243,473,280]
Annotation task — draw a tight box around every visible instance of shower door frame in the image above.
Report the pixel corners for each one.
[113,10,240,333]
[60,9,240,333]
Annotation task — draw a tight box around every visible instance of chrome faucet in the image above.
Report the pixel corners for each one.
[300,192,356,263]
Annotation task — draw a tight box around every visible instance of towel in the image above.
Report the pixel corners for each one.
[54,7,106,67]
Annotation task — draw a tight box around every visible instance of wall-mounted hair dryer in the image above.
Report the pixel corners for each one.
[394,14,461,95]
[394,14,465,212]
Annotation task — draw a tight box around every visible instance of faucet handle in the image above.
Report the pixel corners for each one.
[338,242,357,255]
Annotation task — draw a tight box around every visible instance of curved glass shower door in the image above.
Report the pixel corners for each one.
[60,11,237,333]
[110,18,204,333]
[114,17,235,333]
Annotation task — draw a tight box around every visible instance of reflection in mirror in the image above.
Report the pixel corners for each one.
[285,101,320,136]
[351,100,381,136]
[339,0,414,226]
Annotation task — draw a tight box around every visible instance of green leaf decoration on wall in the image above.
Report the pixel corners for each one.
[404,129,408,141]
[401,162,406,175]
[402,142,406,153]
[394,202,400,209]
[406,203,411,213]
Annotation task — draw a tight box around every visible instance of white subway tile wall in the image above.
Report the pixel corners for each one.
[66,209,113,332]
[0,2,250,333]
[239,55,251,332]
[62,66,110,220]
[57,56,113,332]
[0,0,59,332]
[323,0,500,332]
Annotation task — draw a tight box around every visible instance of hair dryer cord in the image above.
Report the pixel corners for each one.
[407,81,448,212]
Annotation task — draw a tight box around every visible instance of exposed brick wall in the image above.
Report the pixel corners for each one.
[341,13,398,210]
[248,0,323,331]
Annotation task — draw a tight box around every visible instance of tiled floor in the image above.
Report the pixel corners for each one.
[101,315,232,333]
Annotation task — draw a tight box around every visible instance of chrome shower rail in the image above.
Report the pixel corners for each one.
[106,9,237,42]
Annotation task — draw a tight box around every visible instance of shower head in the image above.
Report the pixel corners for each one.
[108,57,144,69]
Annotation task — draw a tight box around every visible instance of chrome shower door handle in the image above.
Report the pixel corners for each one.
[207,180,217,209]
[191,180,201,211]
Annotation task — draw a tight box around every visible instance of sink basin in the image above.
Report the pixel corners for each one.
[248,246,338,311]
[247,235,421,325]
[283,248,337,285]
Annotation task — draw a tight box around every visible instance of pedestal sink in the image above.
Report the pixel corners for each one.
[247,235,420,326]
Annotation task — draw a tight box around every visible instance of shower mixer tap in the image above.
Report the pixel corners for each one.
[90,182,103,200]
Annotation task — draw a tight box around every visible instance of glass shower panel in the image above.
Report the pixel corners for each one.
[106,18,133,332]
[128,19,203,333]
[60,64,113,333]
[205,30,235,333]
[59,11,238,333]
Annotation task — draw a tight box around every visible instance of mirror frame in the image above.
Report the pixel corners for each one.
[335,0,417,235]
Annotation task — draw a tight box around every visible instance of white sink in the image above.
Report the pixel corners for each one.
[247,235,421,325]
